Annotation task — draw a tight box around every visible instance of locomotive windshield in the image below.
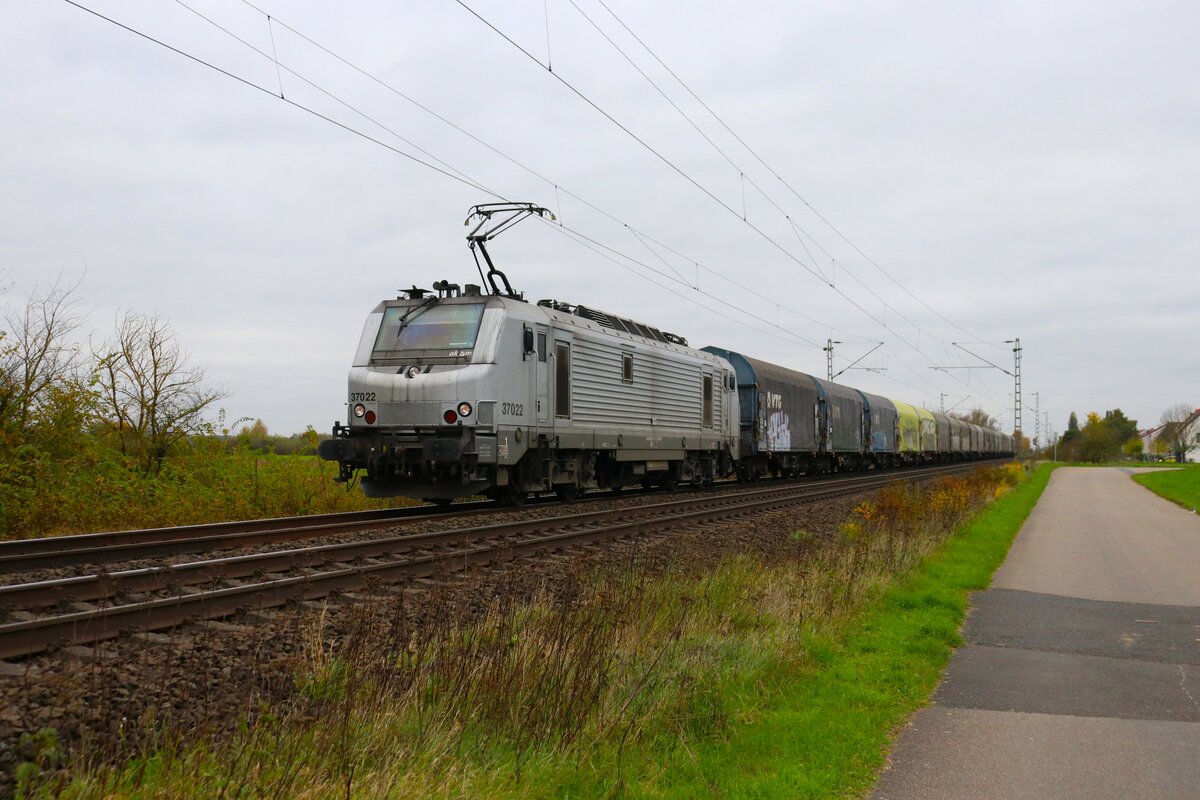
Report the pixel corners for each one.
[372,302,485,355]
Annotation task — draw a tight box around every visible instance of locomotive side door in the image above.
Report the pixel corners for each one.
[550,331,573,433]
[535,324,550,426]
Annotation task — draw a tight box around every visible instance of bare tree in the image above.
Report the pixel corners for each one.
[94,312,226,472]
[0,277,85,434]
[1156,403,1199,463]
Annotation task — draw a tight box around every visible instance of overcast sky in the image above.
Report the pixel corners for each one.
[3,0,1197,439]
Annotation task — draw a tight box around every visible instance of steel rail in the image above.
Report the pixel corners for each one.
[0,500,506,563]
[0,479,696,572]
[0,469,946,608]
[0,459,1005,574]
[0,493,578,574]
[0,461,998,660]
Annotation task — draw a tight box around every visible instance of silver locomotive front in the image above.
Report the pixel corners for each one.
[319,284,521,501]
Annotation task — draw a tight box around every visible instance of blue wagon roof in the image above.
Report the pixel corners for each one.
[701,347,825,388]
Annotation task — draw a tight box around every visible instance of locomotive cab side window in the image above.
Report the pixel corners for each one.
[537,332,547,362]
[622,353,633,383]
[555,342,571,418]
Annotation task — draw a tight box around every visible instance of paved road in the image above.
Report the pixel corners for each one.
[873,467,1200,800]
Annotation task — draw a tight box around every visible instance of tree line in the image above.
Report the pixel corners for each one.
[0,278,363,537]
[1045,405,1197,463]
[1,278,225,474]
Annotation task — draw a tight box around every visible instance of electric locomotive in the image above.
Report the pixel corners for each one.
[318,204,741,504]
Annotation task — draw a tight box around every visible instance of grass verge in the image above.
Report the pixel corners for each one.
[27,464,1051,799]
[1131,464,1200,512]
[639,463,1053,799]
[1,453,410,540]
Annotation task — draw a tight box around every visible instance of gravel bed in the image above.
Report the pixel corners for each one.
[0,487,866,790]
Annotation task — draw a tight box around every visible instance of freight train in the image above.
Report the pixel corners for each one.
[318,204,1013,504]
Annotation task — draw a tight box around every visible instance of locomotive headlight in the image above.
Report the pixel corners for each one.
[457,401,473,417]
[352,403,366,418]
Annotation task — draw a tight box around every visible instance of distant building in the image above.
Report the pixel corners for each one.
[1147,409,1200,462]
[1140,410,1200,462]
[1140,425,1166,459]
[1182,410,1200,463]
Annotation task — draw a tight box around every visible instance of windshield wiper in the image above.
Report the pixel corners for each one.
[391,296,438,341]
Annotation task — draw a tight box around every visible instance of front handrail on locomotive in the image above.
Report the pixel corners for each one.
[464,202,556,300]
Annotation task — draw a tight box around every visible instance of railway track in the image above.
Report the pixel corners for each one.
[0,460,1004,660]
[0,498,528,573]
[0,460,1005,574]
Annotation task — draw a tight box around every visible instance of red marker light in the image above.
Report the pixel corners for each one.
[443,409,458,424]
[364,410,377,425]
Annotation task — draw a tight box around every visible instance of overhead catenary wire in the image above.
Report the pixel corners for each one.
[543,0,553,72]
[265,14,283,98]
[570,2,1018,417]
[452,0,957,365]
[538,218,824,347]
[564,0,920,325]
[183,2,825,349]
[61,0,1014,420]
[173,0,488,193]
[61,0,494,198]
[551,222,829,348]
[452,1,839,289]
[588,0,987,344]
[232,0,862,342]
[554,0,961,348]
[62,0,825,355]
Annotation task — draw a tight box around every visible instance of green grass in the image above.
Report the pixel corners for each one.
[609,464,1053,799]
[34,465,1052,799]
[1132,465,1200,512]
[1046,460,1181,468]
[0,451,410,539]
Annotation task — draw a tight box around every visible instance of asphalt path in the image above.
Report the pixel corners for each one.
[872,467,1200,800]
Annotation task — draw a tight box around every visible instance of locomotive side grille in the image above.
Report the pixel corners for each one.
[570,337,721,430]
[477,401,495,425]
